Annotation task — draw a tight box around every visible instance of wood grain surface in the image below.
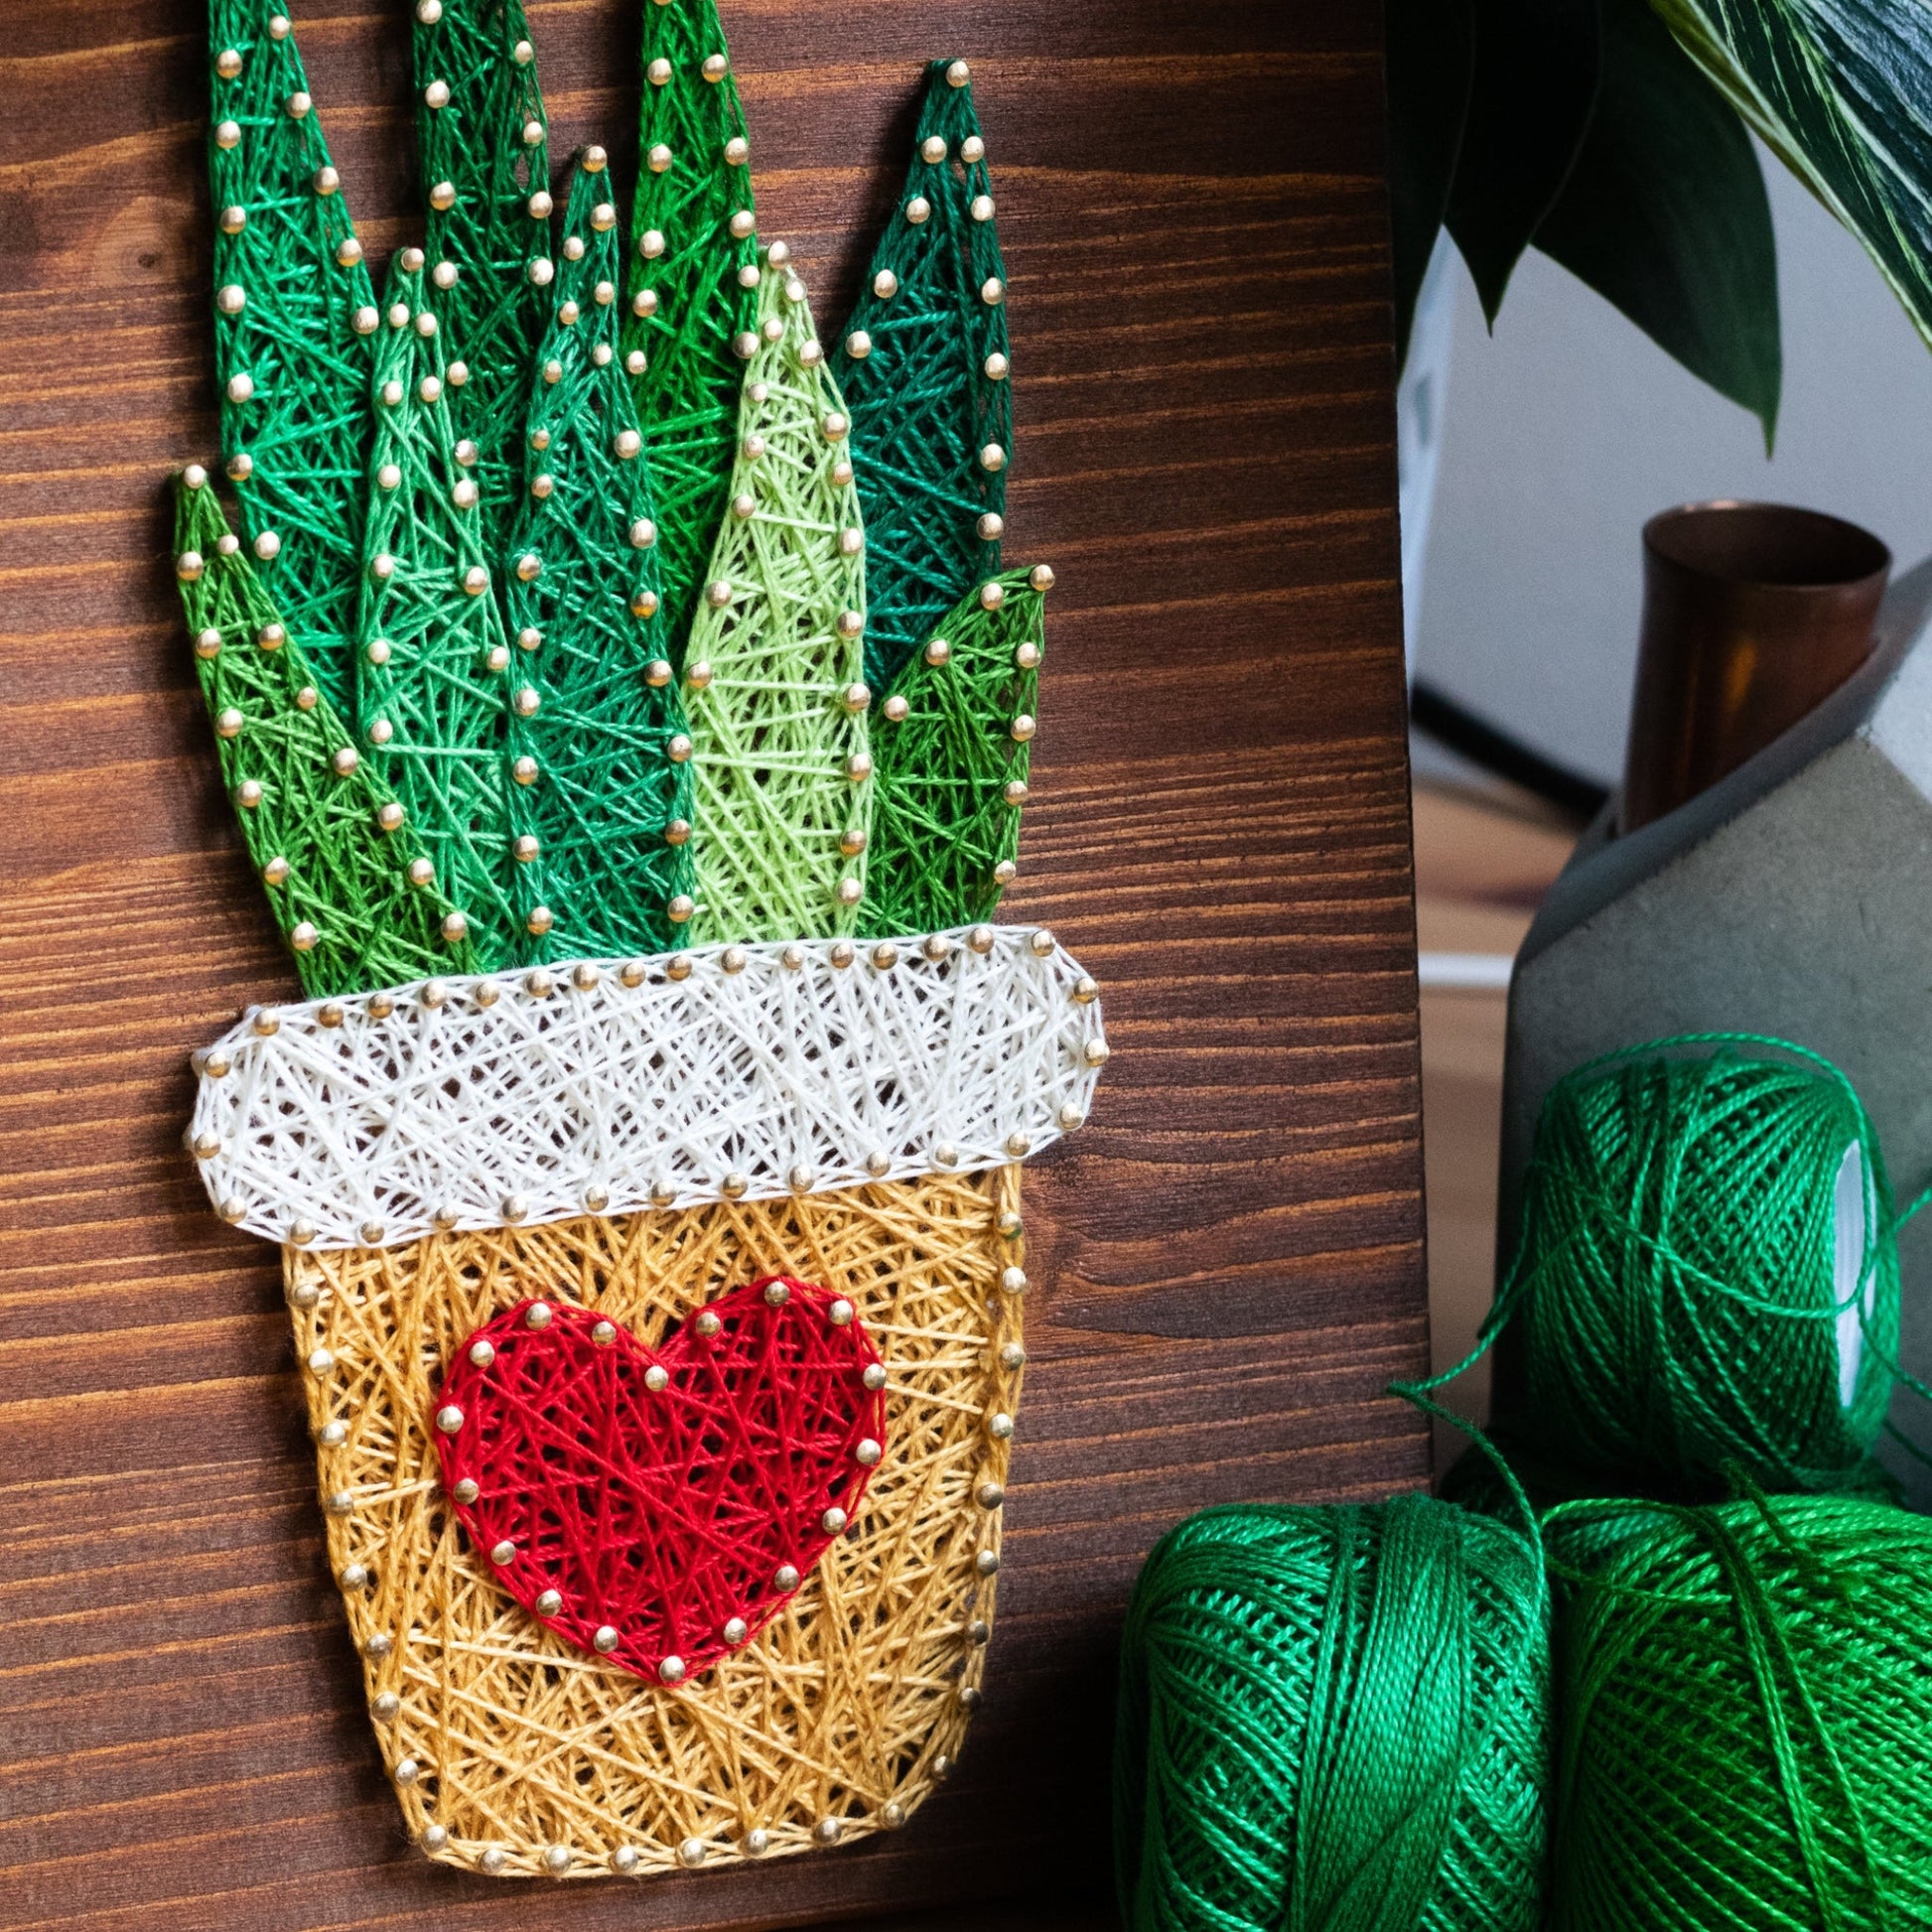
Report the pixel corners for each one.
[0,0,1425,1925]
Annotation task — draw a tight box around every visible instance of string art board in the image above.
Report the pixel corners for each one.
[0,0,1425,1925]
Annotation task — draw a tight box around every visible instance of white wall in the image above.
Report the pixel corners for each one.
[1410,152,1932,787]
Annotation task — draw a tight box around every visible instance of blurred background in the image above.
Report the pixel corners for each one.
[1401,148,1932,1458]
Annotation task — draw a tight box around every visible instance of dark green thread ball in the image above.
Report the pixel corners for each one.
[1551,1493,1932,1931]
[1510,1044,1898,1492]
[1114,1495,1548,1932]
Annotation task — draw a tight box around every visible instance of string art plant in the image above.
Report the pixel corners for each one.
[174,0,1107,1882]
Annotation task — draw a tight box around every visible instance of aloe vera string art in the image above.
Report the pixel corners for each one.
[681,255,871,944]
[355,252,529,968]
[173,473,477,997]
[207,0,377,710]
[866,568,1048,935]
[622,0,761,659]
[502,150,697,960]
[413,0,551,551]
[837,60,1011,694]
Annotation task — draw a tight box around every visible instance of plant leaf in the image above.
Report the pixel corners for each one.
[1535,0,1780,444]
[1445,0,1601,322]
[1649,0,1932,356]
[1386,0,1475,365]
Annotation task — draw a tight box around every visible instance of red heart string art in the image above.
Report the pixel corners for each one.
[434,1277,889,1685]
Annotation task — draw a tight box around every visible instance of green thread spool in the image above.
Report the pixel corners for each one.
[1503,1036,1901,1493]
[1114,1495,1548,1932]
[1550,1492,1932,1931]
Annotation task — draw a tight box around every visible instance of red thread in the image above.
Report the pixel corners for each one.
[436,1276,888,1684]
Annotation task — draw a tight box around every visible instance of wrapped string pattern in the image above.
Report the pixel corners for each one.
[622,0,760,659]
[682,261,871,943]
[836,60,1011,694]
[355,255,527,968]
[868,568,1046,934]
[502,154,695,959]
[207,0,376,710]
[173,473,476,996]
[414,0,551,549]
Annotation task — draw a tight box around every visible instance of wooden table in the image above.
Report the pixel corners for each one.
[0,0,1423,1924]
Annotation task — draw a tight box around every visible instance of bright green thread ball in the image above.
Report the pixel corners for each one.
[1509,1043,1899,1493]
[1114,1495,1548,1932]
[1551,1493,1932,1931]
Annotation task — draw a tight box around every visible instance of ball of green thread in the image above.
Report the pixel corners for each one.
[1551,1492,1932,1931]
[1114,1494,1548,1932]
[1509,1044,1898,1493]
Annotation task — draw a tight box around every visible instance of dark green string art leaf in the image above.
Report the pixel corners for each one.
[207,0,378,711]
[866,567,1047,936]
[355,253,528,969]
[502,151,698,961]
[414,0,552,551]
[836,60,1011,695]
[621,0,760,661]
[173,472,476,997]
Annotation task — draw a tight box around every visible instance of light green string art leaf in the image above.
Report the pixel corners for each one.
[865,566,1049,936]
[682,257,871,944]
[502,151,698,960]
[207,0,377,711]
[172,472,476,997]
[355,253,528,969]
[622,0,760,660]
[414,0,552,551]
[836,59,1012,695]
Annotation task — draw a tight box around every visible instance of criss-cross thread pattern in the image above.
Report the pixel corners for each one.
[1550,1493,1932,1931]
[414,0,551,548]
[173,473,475,996]
[189,924,1108,1249]
[682,260,871,943]
[502,154,695,958]
[1115,1498,1549,1932]
[289,1171,1025,1876]
[622,0,760,659]
[356,255,530,968]
[437,1282,888,1683]
[867,569,1047,934]
[207,0,376,710]
[836,61,1011,694]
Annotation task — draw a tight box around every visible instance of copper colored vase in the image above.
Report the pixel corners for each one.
[1621,501,1890,833]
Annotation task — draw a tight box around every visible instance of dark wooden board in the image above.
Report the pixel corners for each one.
[0,0,1426,1924]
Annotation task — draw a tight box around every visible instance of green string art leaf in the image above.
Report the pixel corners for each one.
[172,471,476,997]
[681,252,871,944]
[413,0,552,550]
[835,60,1012,695]
[865,566,1049,936]
[207,0,378,711]
[622,0,760,660]
[502,150,698,960]
[356,251,528,968]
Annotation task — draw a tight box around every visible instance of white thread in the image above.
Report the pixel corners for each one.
[191,927,1105,1249]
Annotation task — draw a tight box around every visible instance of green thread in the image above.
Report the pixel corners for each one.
[207,0,376,711]
[1115,1496,1548,1932]
[682,263,870,944]
[414,0,551,551]
[502,152,697,959]
[865,568,1043,935]
[622,0,760,660]
[1496,1037,1905,1494]
[172,474,475,996]
[355,253,526,968]
[836,59,1010,694]
[1549,1492,1932,1931]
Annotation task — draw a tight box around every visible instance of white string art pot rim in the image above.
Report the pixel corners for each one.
[190,923,1106,1250]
